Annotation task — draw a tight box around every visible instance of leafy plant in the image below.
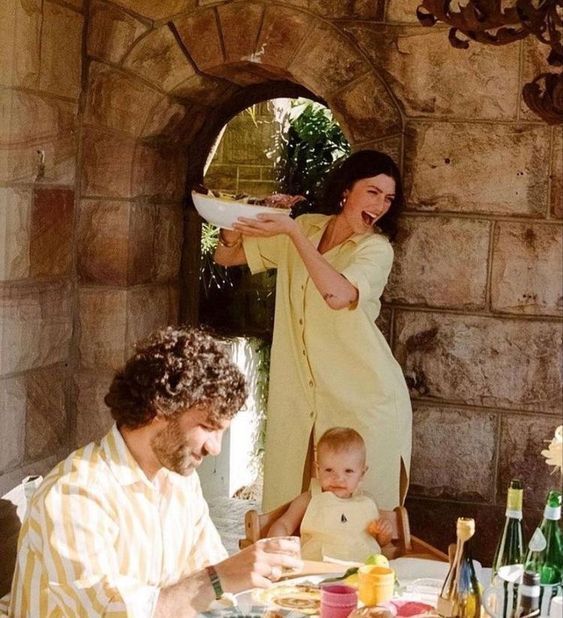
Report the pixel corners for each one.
[273,99,351,213]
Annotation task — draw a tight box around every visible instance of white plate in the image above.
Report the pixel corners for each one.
[192,192,291,230]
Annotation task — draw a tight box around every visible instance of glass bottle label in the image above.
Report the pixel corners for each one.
[528,528,547,552]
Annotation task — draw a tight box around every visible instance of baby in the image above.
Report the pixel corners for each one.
[268,427,393,562]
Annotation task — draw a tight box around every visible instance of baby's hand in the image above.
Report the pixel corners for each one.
[367,518,393,547]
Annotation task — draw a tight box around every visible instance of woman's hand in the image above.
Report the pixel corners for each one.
[233,213,298,238]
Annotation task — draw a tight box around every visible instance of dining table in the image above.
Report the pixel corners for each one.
[199,556,491,617]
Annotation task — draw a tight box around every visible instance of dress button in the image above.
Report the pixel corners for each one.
[309,380,314,387]
[302,350,306,356]
[299,319,303,325]
[310,411,314,418]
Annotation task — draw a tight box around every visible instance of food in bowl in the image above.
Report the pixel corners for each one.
[191,185,305,230]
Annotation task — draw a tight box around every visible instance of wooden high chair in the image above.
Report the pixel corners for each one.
[239,501,448,562]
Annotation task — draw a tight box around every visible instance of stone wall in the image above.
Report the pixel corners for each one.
[205,101,279,196]
[0,0,561,562]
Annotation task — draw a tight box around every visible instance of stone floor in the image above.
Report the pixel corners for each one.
[207,496,258,555]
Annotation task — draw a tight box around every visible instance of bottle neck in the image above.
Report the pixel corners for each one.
[506,509,523,520]
[543,505,561,520]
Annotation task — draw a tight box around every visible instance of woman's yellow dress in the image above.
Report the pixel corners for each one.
[243,214,412,511]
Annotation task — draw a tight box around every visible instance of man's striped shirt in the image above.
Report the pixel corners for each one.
[3,424,227,617]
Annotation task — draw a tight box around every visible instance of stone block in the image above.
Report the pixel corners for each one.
[289,21,368,98]
[204,164,238,192]
[30,187,74,279]
[0,281,72,376]
[110,0,193,21]
[85,62,164,137]
[329,72,402,143]
[394,311,562,412]
[309,0,383,18]
[0,90,61,146]
[24,365,67,460]
[131,143,188,200]
[520,37,553,121]
[404,122,551,216]
[386,0,420,22]
[218,2,264,62]
[0,134,77,184]
[221,120,276,165]
[256,5,313,70]
[78,288,127,369]
[385,216,490,309]
[77,199,130,285]
[405,497,525,566]
[174,9,224,71]
[129,203,183,285]
[345,24,519,119]
[123,26,196,92]
[81,127,137,198]
[410,404,497,501]
[125,284,180,354]
[173,73,235,107]
[0,375,27,472]
[498,415,563,508]
[74,370,114,447]
[356,136,402,166]
[0,0,41,88]
[141,98,188,139]
[87,0,148,64]
[552,127,562,218]
[0,187,31,282]
[491,222,563,316]
[39,2,83,99]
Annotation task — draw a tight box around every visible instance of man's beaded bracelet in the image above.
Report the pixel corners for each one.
[218,229,242,248]
[205,565,224,600]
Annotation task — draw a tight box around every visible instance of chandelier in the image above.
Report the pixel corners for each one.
[416,0,563,124]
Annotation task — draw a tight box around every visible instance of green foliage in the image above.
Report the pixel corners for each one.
[274,99,351,209]
[199,223,232,297]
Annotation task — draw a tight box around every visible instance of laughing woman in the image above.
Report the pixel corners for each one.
[214,150,412,511]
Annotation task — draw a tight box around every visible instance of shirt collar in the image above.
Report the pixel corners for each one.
[100,423,153,487]
[309,215,371,246]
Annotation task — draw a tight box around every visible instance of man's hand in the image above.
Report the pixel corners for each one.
[214,538,304,593]
[367,518,394,547]
[233,213,298,238]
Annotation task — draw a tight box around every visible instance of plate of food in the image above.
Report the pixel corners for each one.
[191,186,305,230]
[251,581,322,615]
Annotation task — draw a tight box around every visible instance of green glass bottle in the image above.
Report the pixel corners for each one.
[437,517,481,618]
[492,479,525,578]
[524,490,563,585]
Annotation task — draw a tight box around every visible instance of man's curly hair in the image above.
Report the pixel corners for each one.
[104,327,248,429]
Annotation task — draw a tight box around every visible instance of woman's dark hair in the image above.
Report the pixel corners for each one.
[318,150,405,241]
[104,327,247,429]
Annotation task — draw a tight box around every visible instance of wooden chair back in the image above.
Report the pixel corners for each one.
[239,501,447,561]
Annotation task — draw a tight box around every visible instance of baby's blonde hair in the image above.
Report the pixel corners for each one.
[317,427,366,463]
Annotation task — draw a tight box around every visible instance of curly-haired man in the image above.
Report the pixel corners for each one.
[6,327,301,618]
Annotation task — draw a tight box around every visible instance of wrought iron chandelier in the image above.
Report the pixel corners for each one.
[416,0,563,124]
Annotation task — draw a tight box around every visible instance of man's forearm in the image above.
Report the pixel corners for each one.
[155,569,215,618]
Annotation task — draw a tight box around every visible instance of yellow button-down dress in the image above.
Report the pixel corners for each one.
[243,214,412,512]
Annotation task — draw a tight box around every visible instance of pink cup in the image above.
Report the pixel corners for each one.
[320,584,358,618]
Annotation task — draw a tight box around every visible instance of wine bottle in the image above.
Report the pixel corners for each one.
[514,571,540,618]
[524,490,563,585]
[492,479,525,578]
[437,517,481,618]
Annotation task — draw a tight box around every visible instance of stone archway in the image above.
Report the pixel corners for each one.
[77,0,405,438]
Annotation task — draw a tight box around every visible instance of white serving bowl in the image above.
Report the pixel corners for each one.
[191,192,290,230]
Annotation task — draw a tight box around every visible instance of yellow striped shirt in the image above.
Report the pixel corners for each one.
[2,424,227,617]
